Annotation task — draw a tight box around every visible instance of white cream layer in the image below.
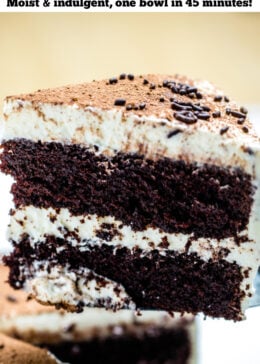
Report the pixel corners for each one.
[0,308,193,343]
[0,308,196,364]
[8,206,258,266]
[3,100,260,179]
[25,262,135,312]
[8,206,259,316]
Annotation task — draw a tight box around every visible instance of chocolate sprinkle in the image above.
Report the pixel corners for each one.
[237,118,246,125]
[186,87,197,94]
[163,80,169,87]
[127,74,134,81]
[240,106,248,115]
[212,111,221,118]
[174,111,198,124]
[230,110,247,119]
[214,95,222,102]
[149,83,156,90]
[139,103,146,110]
[159,97,164,102]
[201,105,211,112]
[171,102,192,111]
[220,126,229,135]
[242,126,249,133]
[114,99,126,106]
[192,104,203,112]
[109,77,118,85]
[179,89,187,96]
[119,74,126,80]
[197,112,210,120]
[187,93,195,99]
[167,129,182,138]
[226,108,231,115]
[162,80,203,100]
[143,79,149,85]
[178,101,192,107]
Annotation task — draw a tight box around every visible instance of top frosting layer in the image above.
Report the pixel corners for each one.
[3,74,260,181]
[3,73,259,141]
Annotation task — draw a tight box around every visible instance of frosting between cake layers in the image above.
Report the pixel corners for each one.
[0,308,193,344]
[3,100,260,179]
[25,262,135,312]
[8,206,258,266]
[8,206,259,315]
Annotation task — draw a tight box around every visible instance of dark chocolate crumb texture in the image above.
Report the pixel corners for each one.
[44,326,191,364]
[5,237,245,321]
[1,74,260,320]
[1,139,253,240]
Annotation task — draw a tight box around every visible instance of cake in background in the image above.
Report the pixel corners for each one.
[1,74,259,321]
[0,266,196,364]
[0,332,59,364]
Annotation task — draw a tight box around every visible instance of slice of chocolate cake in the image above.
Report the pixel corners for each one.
[0,333,59,364]
[0,266,196,364]
[1,74,260,320]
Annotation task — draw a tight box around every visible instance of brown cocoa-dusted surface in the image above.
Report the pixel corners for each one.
[1,139,253,240]
[5,237,245,320]
[5,74,256,138]
[44,326,191,364]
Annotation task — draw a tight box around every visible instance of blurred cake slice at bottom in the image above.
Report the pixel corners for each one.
[0,333,60,364]
[0,266,196,364]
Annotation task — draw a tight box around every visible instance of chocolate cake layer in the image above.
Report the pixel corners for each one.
[5,236,246,320]
[1,139,253,239]
[44,326,191,364]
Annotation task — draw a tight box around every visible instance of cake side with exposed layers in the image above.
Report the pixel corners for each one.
[3,74,260,171]
[1,74,260,321]
[0,266,196,364]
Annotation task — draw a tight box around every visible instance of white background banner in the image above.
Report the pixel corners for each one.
[0,0,259,12]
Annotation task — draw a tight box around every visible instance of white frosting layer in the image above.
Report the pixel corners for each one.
[0,308,194,343]
[26,262,135,312]
[8,206,259,316]
[8,206,258,265]
[0,308,196,364]
[3,100,260,179]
